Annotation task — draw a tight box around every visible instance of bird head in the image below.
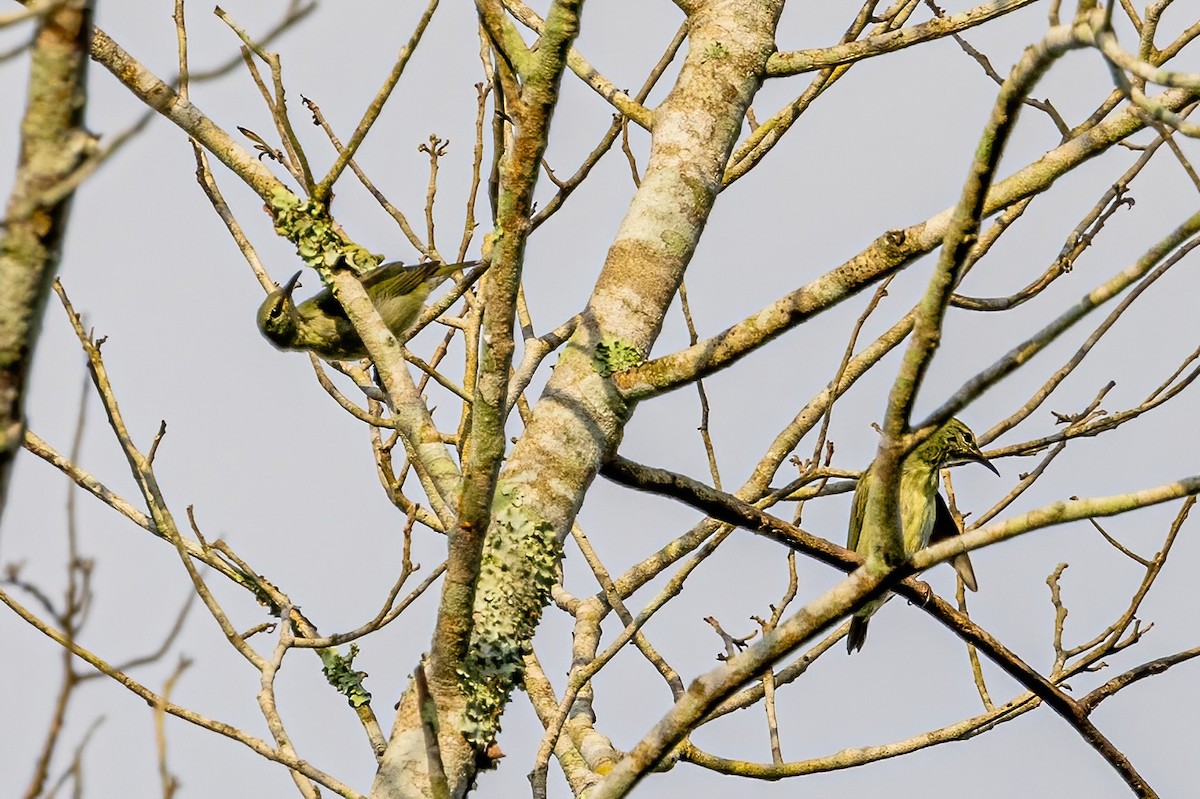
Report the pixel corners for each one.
[256,271,303,350]
[918,418,999,475]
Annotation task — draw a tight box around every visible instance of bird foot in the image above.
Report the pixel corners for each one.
[907,582,934,607]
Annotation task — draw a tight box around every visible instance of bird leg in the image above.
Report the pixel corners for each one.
[907,580,934,607]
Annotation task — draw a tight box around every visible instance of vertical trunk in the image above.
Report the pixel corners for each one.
[0,0,93,527]
[370,2,785,795]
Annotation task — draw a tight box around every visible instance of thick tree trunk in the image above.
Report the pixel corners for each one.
[0,0,92,529]
[369,2,785,796]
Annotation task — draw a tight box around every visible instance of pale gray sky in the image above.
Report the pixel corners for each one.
[3,1,1197,797]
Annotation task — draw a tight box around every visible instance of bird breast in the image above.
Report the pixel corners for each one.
[899,466,940,553]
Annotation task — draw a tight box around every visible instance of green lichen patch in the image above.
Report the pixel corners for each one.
[320,643,372,708]
[593,337,646,377]
[269,188,381,274]
[459,486,560,748]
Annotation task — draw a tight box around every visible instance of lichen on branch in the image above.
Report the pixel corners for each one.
[268,188,381,274]
[458,485,560,748]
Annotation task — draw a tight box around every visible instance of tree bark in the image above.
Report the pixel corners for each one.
[0,0,93,529]
[370,2,786,795]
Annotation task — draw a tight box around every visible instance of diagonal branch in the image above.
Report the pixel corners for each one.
[500,0,653,128]
[312,0,441,201]
[0,586,363,798]
[883,21,1086,440]
[767,0,1039,76]
[921,211,1200,429]
[600,454,1183,798]
[613,83,1200,402]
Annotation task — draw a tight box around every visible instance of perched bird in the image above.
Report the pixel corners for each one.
[257,259,481,361]
[846,418,999,653]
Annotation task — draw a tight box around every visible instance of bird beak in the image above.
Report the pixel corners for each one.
[281,270,303,299]
[969,448,1000,477]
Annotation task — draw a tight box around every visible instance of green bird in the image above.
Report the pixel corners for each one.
[257,259,481,361]
[846,418,998,653]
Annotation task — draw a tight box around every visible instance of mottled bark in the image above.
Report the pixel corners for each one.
[369,2,785,797]
[0,0,93,527]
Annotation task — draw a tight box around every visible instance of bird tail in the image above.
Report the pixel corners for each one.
[428,259,484,280]
[951,552,978,592]
[846,615,869,654]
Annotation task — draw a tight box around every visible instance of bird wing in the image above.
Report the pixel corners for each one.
[304,261,475,317]
[308,284,346,318]
[847,468,871,552]
[364,261,445,302]
[302,271,405,318]
[930,491,978,591]
[929,491,960,541]
[364,260,481,303]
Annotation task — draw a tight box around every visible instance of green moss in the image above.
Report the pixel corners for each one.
[320,643,372,708]
[458,486,560,748]
[593,337,646,377]
[660,229,690,258]
[269,188,381,274]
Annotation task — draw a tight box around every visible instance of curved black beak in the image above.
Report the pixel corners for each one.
[970,449,1000,477]
[281,270,303,299]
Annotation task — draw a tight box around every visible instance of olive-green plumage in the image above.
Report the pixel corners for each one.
[846,418,998,653]
[257,260,480,361]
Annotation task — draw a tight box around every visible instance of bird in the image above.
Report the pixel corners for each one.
[845,417,999,653]
[257,259,481,361]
